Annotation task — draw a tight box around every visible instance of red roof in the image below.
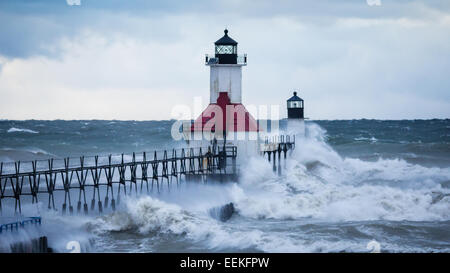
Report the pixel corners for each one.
[191,92,259,132]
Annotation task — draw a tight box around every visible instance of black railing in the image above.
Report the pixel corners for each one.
[0,146,237,215]
[205,54,247,65]
[0,216,41,233]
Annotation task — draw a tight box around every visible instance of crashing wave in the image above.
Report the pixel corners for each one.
[232,123,450,222]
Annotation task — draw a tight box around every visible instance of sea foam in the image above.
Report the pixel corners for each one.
[232,123,450,222]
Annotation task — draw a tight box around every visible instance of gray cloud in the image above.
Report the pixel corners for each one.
[0,0,449,119]
[2,0,450,58]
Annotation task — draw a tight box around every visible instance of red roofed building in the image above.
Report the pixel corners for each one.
[191,92,259,133]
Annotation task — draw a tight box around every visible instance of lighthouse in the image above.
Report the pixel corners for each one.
[286,91,305,136]
[206,29,246,104]
[184,29,259,157]
[287,92,304,119]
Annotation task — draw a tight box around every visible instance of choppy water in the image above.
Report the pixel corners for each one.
[1,119,449,252]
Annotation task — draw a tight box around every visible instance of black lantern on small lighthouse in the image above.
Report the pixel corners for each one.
[214,29,238,64]
[287,91,304,119]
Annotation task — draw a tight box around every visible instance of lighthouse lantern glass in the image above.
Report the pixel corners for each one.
[288,101,301,108]
[216,45,237,54]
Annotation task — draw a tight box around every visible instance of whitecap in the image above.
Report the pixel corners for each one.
[7,127,39,134]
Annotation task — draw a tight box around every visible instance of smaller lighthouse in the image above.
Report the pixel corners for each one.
[287,92,304,119]
[287,91,305,136]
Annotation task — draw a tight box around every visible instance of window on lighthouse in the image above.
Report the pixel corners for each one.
[216,45,237,54]
[288,101,303,108]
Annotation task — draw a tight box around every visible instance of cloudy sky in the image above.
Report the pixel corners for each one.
[0,0,449,120]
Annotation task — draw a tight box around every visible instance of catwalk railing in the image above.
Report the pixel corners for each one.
[260,135,296,173]
[0,145,237,215]
[0,217,42,233]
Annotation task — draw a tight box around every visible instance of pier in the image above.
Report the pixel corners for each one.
[0,145,238,215]
[261,135,296,173]
[0,135,295,216]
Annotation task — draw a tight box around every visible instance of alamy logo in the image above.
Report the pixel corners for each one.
[66,241,81,253]
[366,0,382,6]
[169,96,281,142]
[366,240,381,253]
[66,0,81,6]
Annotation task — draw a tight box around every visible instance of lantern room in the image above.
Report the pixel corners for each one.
[214,29,238,64]
[287,91,304,119]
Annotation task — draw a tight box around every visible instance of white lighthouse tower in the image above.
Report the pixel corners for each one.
[184,29,259,157]
[206,29,246,104]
